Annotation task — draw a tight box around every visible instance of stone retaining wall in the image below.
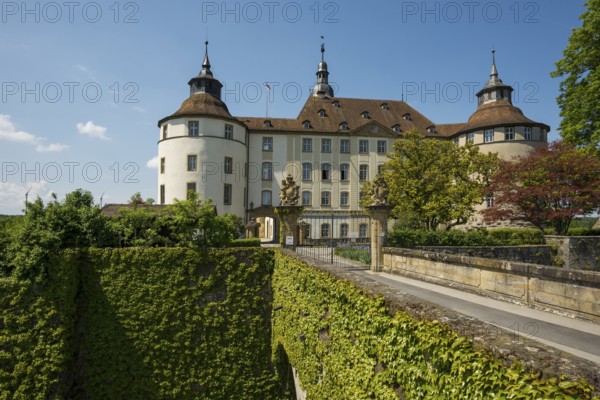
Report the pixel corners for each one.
[383,247,600,322]
[545,236,600,271]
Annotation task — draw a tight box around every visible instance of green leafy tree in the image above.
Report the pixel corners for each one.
[551,0,600,153]
[4,189,115,281]
[482,141,600,235]
[374,130,497,231]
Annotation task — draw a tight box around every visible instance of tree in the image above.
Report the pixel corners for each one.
[482,141,600,235]
[551,0,600,153]
[373,130,497,231]
[4,189,115,281]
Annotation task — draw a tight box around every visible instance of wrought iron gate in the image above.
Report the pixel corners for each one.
[295,212,371,268]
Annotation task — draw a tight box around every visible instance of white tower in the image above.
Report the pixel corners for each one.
[157,41,248,217]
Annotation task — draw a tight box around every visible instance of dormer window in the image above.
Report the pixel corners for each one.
[318,109,326,118]
[403,113,412,121]
[392,125,402,133]
[264,120,272,128]
[361,111,369,119]
[381,103,389,110]
[303,120,311,129]
[332,100,340,108]
[427,126,436,134]
[340,122,349,130]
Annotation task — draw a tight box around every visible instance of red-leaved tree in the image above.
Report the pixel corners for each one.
[482,141,600,235]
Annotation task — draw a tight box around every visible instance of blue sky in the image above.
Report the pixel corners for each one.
[0,0,586,214]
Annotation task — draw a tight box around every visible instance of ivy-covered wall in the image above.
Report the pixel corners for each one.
[1,248,278,400]
[272,251,596,399]
[0,252,79,400]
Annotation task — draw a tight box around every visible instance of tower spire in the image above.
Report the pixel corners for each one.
[490,47,498,79]
[200,40,213,78]
[312,38,334,98]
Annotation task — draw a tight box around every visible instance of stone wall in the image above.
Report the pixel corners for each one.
[545,236,600,271]
[414,245,553,265]
[383,247,600,322]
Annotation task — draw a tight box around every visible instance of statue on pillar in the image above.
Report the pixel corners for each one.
[279,174,300,206]
[369,174,389,206]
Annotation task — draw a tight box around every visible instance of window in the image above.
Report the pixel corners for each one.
[427,126,436,134]
[160,157,165,174]
[303,121,311,129]
[188,121,199,136]
[361,111,369,119]
[340,223,349,237]
[332,100,340,108]
[484,129,494,143]
[486,195,494,208]
[302,191,311,206]
[262,162,273,181]
[524,127,532,140]
[359,140,369,153]
[160,185,165,205]
[377,140,387,154]
[378,164,384,174]
[340,191,349,206]
[224,124,233,140]
[302,163,312,181]
[505,127,515,141]
[321,138,331,153]
[403,113,412,121]
[340,163,349,181]
[319,109,326,117]
[381,103,389,110]
[321,163,331,181]
[224,184,232,205]
[302,138,312,152]
[224,157,233,174]
[186,182,197,199]
[392,125,401,133]
[454,138,460,145]
[541,129,547,141]
[187,155,197,171]
[359,191,365,202]
[321,223,330,238]
[340,139,350,153]
[262,137,273,151]
[359,165,369,182]
[340,122,349,130]
[264,120,272,128]
[467,132,475,144]
[359,223,368,238]
[162,125,168,140]
[303,224,311,239]
[321,191,330,206]
[261,190,272,206]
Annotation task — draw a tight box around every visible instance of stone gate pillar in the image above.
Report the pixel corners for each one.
[366,205,393,272]
[275,206,303,250]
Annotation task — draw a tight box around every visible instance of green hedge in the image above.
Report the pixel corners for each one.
[0,252,79,400]
[387,228,545,247]
[227,238,262,247]
[272,251,595,399]
[334,247,371,264]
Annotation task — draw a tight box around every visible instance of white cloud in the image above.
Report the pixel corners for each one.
[77,121,110,140]
[0,181,50,210]
[146,156,159,169]
[0,115,69,153]
[36,143,70,153]
[133,106,147,114]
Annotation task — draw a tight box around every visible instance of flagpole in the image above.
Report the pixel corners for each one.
[265,82,270,119]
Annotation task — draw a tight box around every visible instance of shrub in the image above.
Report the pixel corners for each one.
[227,238,262,247]
[387,227,545,247]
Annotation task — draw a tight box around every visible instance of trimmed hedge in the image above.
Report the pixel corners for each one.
[227,238,262,247]
[272,251,596,399]
[387,228,545,247]
[0,252,79,400]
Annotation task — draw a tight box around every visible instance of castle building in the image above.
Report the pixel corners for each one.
[157,43,549,240]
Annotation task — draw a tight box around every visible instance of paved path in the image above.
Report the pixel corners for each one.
[296,249,600,365]
[356,270,600,365]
